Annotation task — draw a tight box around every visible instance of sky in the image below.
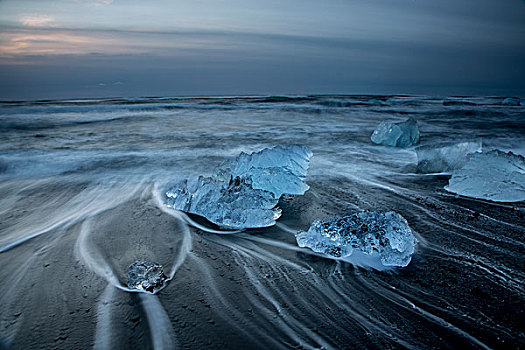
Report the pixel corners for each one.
[0,0,524,100]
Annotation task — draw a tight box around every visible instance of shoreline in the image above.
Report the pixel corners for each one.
[1,177,523,348]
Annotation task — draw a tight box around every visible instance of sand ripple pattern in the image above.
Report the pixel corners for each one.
[0,95,523,348]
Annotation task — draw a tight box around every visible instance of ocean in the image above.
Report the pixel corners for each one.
[0,95,524,349]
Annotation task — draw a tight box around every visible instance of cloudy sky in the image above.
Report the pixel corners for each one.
[0,0,524,99]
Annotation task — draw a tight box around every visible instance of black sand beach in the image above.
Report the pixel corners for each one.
[0,96,524,349]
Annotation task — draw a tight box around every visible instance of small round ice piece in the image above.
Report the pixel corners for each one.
[127,260,167,293]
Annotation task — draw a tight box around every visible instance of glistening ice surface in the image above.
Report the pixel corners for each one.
[296,211,416,267]
[224,145,312,197]
[371,117,420,147]
[0,95,524,349]
[165,145,312,229]
[445,150,525,202]
[127,260,167,293]
[416,141,482,173]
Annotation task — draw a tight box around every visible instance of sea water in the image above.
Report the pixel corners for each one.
[0,95,523,349]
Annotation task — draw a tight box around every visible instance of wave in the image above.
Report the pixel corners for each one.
[0,114,156,131]
[0,94,524,348]
[1,95,521,120]
[0,163,523,348]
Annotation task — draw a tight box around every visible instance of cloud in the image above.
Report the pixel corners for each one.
[89,0,114,6]
[20,15,55,27]
[0,30,111,57]
[0,27,237,58]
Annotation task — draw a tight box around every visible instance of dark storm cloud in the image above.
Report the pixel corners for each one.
[0,0,524,98]
[1,28,523,99]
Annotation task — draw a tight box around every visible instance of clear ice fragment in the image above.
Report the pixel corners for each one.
[165,145,312,229]
[296,212,417,267]
[222,145,312,197]
[445,150,525,202]
[166,176,281,229]
[416,141,482,173]
[371,117,420,147]
[127,260,167,293]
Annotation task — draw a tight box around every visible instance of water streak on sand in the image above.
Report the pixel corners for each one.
[0,179,144,253]
[0,95,523,348]
[94,284,116,350]
[139,293,178,350]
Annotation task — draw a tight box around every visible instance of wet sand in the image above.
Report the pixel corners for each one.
[1,175,523,349]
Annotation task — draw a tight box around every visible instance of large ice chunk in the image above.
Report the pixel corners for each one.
[296,212,416,267]
[371,117,420,147]
[416,141,482,173]
[445,150,525,202]
[166,176,281,229]
[166,145,312,229]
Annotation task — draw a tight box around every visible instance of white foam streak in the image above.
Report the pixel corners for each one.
[94,284,116,350]
[74,219,132,292]
[242,231,392,271]
[356,275,492,350]
[75,208,192,294]
[139,294,177,350]
[0,179,145,253]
